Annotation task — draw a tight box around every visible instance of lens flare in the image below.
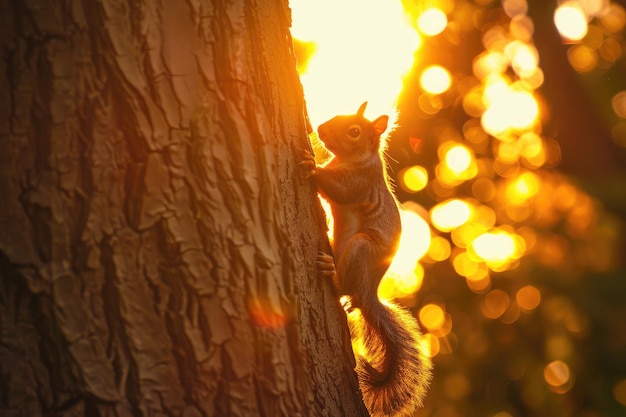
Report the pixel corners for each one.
[249,299,287,329]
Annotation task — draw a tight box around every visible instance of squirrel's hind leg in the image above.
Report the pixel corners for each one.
[334,234,386,305]
[316,251,341,292]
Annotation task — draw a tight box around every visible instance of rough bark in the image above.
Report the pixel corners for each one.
[0,1,367,416]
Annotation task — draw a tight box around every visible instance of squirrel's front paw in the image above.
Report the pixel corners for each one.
[316,251,336,278]
[316,251,341,292]
[299,149,316,179]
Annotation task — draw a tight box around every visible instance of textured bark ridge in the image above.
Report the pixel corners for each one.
[0,1,367,416]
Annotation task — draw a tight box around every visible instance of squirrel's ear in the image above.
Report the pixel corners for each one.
[371,115,389,136]
[357,101,368,117]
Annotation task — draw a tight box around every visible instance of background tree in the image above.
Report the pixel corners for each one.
[0,1,368,416]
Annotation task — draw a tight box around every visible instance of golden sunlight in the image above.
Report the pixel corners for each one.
[389,207,431,276]
[381,205,431,300]
[291,0,420,126]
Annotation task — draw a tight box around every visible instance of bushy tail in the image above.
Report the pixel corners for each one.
[346,299,432,417]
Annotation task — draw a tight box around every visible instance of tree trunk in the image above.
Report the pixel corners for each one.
[0,1,367,416]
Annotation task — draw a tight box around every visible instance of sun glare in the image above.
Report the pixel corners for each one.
[291,0,420,126]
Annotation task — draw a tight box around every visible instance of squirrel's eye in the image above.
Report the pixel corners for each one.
[348,127,360,138]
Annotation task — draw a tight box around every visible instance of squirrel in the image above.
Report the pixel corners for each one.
[300,102,432,417]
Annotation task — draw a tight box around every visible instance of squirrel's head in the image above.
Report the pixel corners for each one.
[317,102,389,161]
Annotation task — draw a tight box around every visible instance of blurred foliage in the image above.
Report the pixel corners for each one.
[389,1,626,416]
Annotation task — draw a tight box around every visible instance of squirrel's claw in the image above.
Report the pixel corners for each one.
[316,251,336,277]
[299,148,317,179]
[316,251,340,292]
